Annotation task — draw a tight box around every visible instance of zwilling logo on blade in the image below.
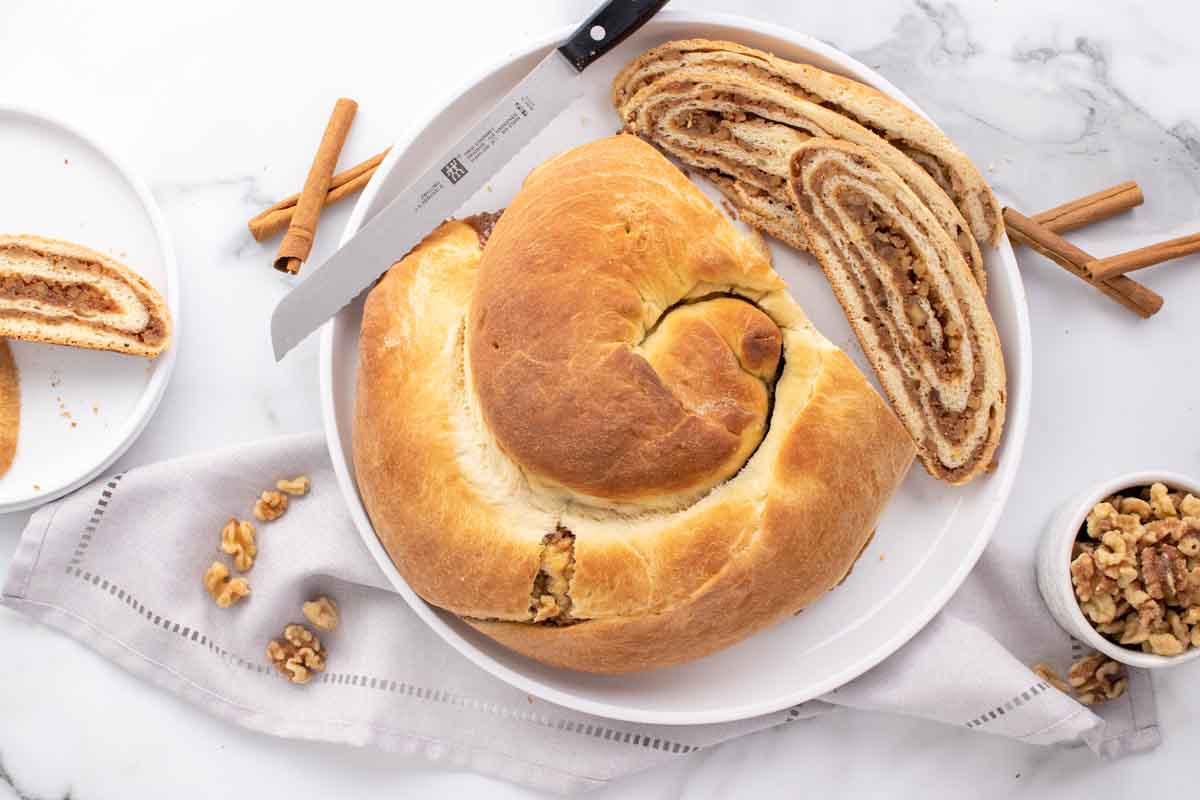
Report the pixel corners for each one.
[441,157,468,184]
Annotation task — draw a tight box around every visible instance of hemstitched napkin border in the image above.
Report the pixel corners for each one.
[0,432,1162,793]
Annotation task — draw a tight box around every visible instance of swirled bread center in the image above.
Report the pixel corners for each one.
[470,288,781,507]
[466,139,785,509]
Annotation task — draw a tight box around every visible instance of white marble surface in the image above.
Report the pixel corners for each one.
[2,0,1199,796]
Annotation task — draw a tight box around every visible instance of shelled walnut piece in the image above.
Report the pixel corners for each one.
[1071,483,1200,656]
[220,518,257,572]
[302,596,339,631]
[203,561,249,608]
[1031,662,1071,694]
[1067,653,1128,705]
[202,478,313,608]
[267,623,326,684]
[253,490,288,521]
[276,475,310,496]
[1033,653,1128,705]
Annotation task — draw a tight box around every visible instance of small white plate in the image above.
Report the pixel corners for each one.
[0,104,178,512]
[321,11,1032,724]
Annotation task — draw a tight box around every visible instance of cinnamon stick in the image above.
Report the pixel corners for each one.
[1002,208,1163,318]
[1031,181,1143,234]
[249,148,388,242]
[274,98,358,274]
[1086,232,1200,281]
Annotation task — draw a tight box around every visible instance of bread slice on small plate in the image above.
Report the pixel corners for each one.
[0,103,178,512]
[0,234,171,358]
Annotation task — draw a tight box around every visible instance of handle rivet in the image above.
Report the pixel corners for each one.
[590,25,606,41]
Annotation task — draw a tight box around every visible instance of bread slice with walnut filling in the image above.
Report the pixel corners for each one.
[0,235,171,358]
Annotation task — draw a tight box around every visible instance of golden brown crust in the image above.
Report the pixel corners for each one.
[0,340,18,477]
[468,351,914,673]
[353,136,915,672]
[354,220,547,620]
[0,235,172,358]
[616,66,986,292]
[612,39,1002,248]
[468,138,783,507]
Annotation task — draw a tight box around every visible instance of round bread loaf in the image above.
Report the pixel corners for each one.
[353,135,914,673]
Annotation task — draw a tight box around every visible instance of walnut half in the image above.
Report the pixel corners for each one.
[1149,482,1177,519]
[302,596,339,631]
[253,490,288,522]
[267,623,326,684]
[203,561,250,608]
[1141,543,1187,603]
[1067,653,1128,705]
[220,518,257,572]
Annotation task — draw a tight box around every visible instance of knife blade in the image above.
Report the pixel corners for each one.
[270,0,669,360]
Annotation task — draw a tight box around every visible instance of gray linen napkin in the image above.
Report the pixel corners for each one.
[0,433,1158,794]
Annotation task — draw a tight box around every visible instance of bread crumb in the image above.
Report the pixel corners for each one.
[55,395,75,426]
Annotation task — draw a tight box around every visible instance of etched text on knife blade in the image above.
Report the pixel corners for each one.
[413,95,536,211]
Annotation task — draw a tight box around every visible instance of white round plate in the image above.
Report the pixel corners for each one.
[322,11,1032,724]
[0,105,178,512]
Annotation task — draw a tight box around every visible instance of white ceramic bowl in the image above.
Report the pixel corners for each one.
[321,10,1032,724]
[1036,470,1200,669]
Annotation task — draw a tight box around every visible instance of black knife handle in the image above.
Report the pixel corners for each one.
[557,0,669,72]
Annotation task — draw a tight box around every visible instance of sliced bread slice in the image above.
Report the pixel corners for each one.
[787,139,1006,483]
[0,235,171,358]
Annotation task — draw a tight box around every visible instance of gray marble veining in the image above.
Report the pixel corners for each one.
[0,1,1197,798]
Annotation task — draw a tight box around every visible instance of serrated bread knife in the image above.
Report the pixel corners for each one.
[270,0,669,360]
